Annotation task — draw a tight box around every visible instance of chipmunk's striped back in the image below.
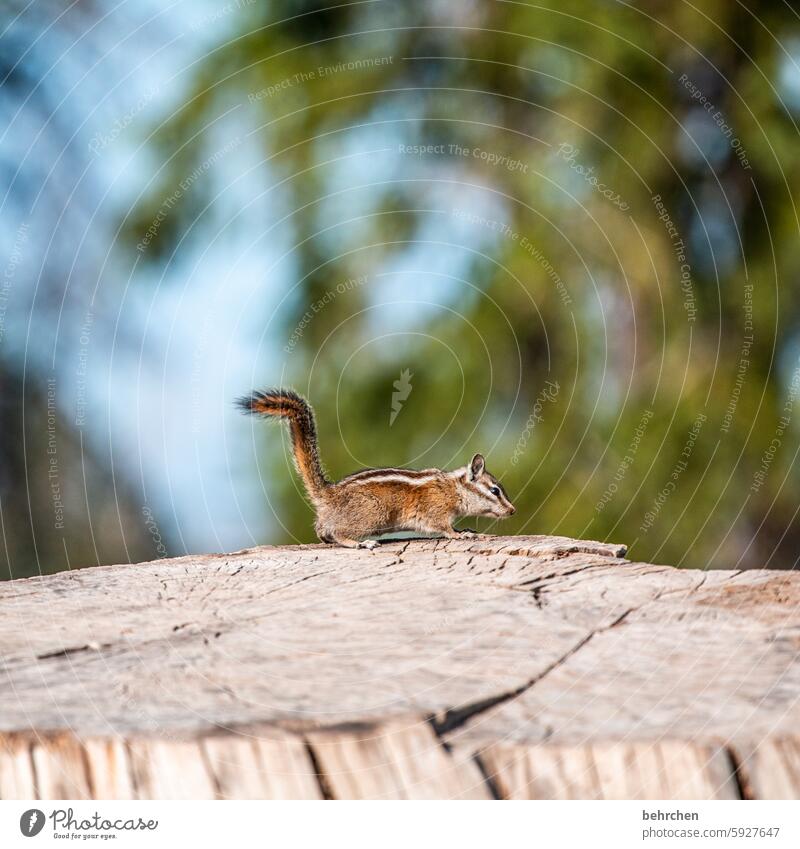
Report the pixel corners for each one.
[340,467,444,485]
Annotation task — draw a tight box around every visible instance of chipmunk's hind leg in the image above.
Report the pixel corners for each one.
[316,487,383,549]
[315,521,376,549]
[314,518,338,545]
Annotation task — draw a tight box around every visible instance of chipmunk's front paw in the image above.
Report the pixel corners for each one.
[450,528,480,539]
[358,539,378,550]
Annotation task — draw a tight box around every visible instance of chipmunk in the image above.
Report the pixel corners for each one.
[237,388,515,548]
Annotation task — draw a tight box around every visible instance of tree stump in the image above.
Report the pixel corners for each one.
[1,535,799,799]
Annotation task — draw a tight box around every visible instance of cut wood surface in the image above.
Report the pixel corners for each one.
[1,534,799,799]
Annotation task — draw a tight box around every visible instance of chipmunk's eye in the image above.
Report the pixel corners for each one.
[490,486,501,497]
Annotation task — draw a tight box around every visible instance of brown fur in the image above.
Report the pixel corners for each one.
[238,388,515,548]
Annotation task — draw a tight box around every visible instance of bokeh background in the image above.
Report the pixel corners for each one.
[2,0,800,580]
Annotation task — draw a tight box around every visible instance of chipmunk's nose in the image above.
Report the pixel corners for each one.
[509,506,516,515]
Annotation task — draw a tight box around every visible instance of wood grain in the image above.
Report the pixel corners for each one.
[0,736,36,799]
[31,734,92,799]
[730,739,800,799]
[205,731,322,799]
[476,741,739,799]
[307,720,489,799]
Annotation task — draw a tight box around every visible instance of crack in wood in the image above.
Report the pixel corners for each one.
[303,740,335,799]
[36,643,106,660]
[725,745,750,800]
[429,606,639,738]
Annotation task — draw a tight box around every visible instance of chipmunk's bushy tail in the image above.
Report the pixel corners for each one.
[236,388,329,499]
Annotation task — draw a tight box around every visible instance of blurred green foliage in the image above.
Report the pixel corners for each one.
[132,0,800,569]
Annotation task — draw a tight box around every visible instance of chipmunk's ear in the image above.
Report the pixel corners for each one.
[469,453,485,480]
